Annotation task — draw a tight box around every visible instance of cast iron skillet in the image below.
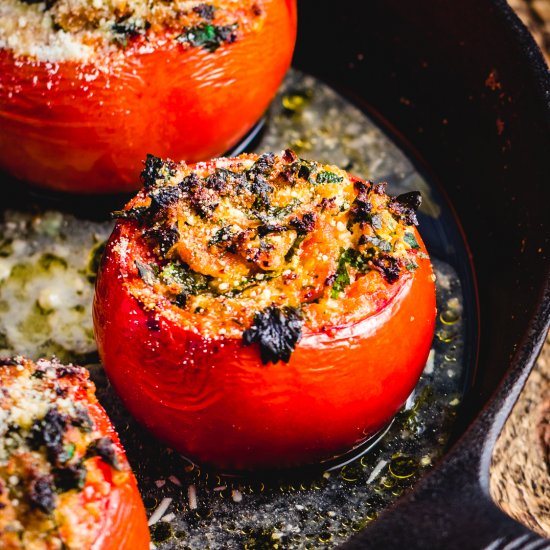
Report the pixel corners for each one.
[1,0,548,547]
[291,0,550,548]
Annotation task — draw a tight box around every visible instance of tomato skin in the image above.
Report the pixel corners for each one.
[85,404,149,550]
[0,0,296,194]
[79,390,150,549]
[94,225,436,471]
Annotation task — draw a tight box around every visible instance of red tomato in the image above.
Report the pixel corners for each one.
[84,398,150,550]
[93,155,437,471]
[0,0,296,194]
[0,358,149,549]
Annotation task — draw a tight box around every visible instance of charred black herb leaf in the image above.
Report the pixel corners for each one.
[86,437,120,470]
[141,154,176,189]
[177,23,237,52]
[242,306,303,364]
[54,463,87,492]
[29,475,56,514]
[29,408,67,465]
[389,191,422,226]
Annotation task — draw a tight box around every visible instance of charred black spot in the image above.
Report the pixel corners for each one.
[86,437,120,470]
[186,177,219,219]
[250,176,274,211]
[373,182,387,195]
[371,254,401,284]
[0,358,20,366]
[146,225,179,256]
[349,180,374,226]
[193,3,215,20]
[54,463,87,492]
[111,19,151,40]
[242,305,303,364]
[248,153,276,178]
[282,149,298,163]
[30,408,67,465]
[29,475,56,515]
[389,191,422,226]
[71,407,93,432]
[289,212,316,234]
[141,154,176,189]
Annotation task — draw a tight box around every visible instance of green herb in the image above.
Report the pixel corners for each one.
[316,171,343,184]
[331,248,370,298]
[160,262,211,301]
[404,232,420,249]
[405,261,419,271]
[177,23,237,53]
[269,198,302,218]
[111,206,149,221]
[284,234,306,262]
[208,226,237,247]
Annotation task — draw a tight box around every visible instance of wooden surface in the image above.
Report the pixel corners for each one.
[489,0,550,536]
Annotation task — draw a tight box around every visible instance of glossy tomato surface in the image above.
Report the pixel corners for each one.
[94,224,436,472]
[85,395,150,550]
[0,0,296,194]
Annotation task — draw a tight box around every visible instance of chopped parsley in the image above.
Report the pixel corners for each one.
[316,171,343,184]
[177,23,238,52]
[404,232,420,249]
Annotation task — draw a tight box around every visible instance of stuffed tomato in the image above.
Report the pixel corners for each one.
[93,150,436,470]
[0,357,149,549]
[0,0,296,194]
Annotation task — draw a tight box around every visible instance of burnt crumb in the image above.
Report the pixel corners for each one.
[319,197,337,211]
[388,191,422,226]
[29,475,56,515]
[71,407,93,432]
[193,3,215,20]
[0,358,20,367]
[204,169,235,194]
[86,437,120,470]
[371,254,401,284]
[242,305,303,364]
[53,463,87,492]
[146,225,179,256]
[30,408,67,465]
[55,364,85,378]
[248,153,276,180]
[250,176,274,211]
[149,185,182,213]
[111,19,151,42]
[325,273,337,286]
[141,154,176,189]
[184,175,219,219]
[289,212,316,234]
[373,182,387,195]
[257,223,287,238]
[349,181,373,225]
[282,149,298,163]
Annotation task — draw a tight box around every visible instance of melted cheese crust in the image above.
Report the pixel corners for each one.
[118,150,428,338]
[0,357,129,549]
[0,0,264,62]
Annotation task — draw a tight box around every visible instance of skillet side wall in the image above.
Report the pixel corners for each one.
[293,0,550,424]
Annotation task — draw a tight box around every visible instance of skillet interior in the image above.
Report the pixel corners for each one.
[289,0,550,547]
